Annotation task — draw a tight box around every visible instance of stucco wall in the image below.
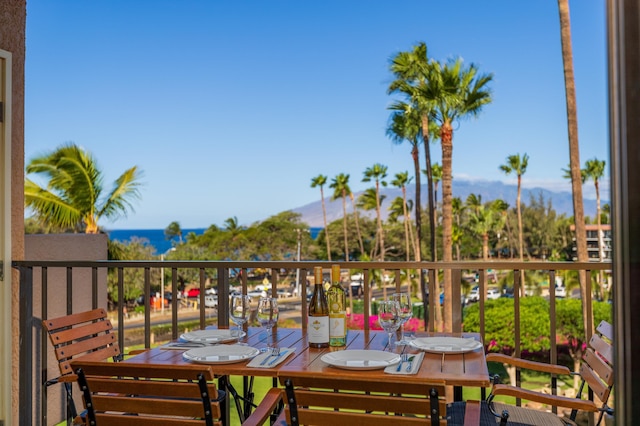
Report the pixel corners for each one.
[25,234,108,425]
[0,1,26,424]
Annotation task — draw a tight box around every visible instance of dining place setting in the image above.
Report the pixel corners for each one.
[316,291,484,376]
[166,294,296,368]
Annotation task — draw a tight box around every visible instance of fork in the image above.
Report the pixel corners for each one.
[396,353,409,372]
[260,347,279,366]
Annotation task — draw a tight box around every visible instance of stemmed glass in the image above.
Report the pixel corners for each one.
[257,297,279,348]
[392,292,413,344]
[229,294,252,338]
[377,300,401,351]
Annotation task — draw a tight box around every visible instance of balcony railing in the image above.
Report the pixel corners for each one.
[12,259,611,426]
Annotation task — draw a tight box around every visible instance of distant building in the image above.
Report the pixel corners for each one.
[570,224,612,262]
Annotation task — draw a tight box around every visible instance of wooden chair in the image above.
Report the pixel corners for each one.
[71,360,224,425]
[483,320,614,425]
[42,308,122,423]
[245,375,481,426]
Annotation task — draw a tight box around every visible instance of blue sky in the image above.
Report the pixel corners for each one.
[25,1,609,230]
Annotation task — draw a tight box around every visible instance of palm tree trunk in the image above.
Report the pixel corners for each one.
[341,193,349,261]
[516,176,525,297]
[349,193,365,255]
[375,181,386,261]
[441,121,454,332]
[402,186,411,261]
[421,115,436,263]
[411,145,422,262]
[558,0,591,339]
[320,187,332,261]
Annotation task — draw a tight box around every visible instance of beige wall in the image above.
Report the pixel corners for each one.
[0,1,26,424]
[25,234,108,425]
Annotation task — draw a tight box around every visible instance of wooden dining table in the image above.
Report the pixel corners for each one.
[123,327,491,424]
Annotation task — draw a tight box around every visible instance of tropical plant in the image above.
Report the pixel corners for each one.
[499,153,529,262]
[557,0,590,338]
[388,42,439,266]
[387,103,422,261]
[390,171,414,261]
[164,221,183,243]
[362,164,389,261]
[25,142,143,233]
[311,174,332,260]
[427,162,443,261]
[330,173,352,261]
[468,204,496,260]
[429,58,493,331]
[357,188,386,260]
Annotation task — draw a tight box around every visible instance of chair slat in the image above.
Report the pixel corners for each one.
[58,345,120,375]
[288,408,430,425]
[55,331,118,360]
[596,320,613,342]
[49,318,114,344]
[44,308,108,330]
[589,333,613,365]
[583,348,614,386]
[86,377,220,401]
[96,413,221,426]
[579,362,610,403]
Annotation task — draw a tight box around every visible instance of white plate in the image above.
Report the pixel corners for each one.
[183,344,260,364]
[409,337,483,354]
[180,329,246,344]
[321,350,401,370]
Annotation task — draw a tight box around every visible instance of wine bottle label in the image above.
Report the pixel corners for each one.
[329,313,346,338]
[308,315,329,344]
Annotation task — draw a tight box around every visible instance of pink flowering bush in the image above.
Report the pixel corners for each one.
[346,314,425,331]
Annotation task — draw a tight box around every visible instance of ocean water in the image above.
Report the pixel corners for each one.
[107,227,323,254]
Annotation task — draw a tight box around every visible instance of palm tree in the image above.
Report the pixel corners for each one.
[557,0,590,338]
[428,163,443,261]
[330,173,351,261]
[388,42,440,267]
[466,193,483,215]
[357,188,385,259]
[387,103,422,261]
[164,221,183,243]
[25,142,142,233]
[583,158,606,260]
[390,172,414,261]
[311,174,332,260]
[491,199,510,258]
[499,153,529,264]
[429,58,493,331]
[362,164,388,261]
[452,197,465,260]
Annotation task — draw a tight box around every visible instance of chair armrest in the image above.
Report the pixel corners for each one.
[491,384,598,412]
[242,388,284,426]
[487,353,572,375]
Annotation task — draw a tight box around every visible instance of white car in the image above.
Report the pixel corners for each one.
[487,288,501,300]
[465,286,480,303]
[204,294,217,308]
[555,284,567,298]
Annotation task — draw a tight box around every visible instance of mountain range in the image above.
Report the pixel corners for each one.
[292,179,603,228]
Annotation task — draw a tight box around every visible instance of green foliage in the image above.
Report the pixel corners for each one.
[464,297,551,354]
[107,238,158,304]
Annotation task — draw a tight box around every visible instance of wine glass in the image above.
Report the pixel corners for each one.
[257,297,279,348]
[229,294,251,338]
[377,300,401,350]
[391,292,413,344]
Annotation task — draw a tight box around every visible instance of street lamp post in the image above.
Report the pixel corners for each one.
[160,247,176,314]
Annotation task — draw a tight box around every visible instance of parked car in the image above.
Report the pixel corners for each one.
[187,288,200,298]
[555,284,567,298]
[487,288,501,300]
[205,287,217,295]
[204,294,217,308]
[465,286,480,304]
[277,288,292,299]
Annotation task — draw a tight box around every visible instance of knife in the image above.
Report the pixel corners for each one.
[268,349,288,366]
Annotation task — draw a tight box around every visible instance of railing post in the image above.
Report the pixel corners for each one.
[452,269,462,333]
[217,267,229,328]
[18,265,34,426]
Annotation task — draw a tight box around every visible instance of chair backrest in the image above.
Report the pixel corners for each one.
[42,308,121,379]
[280,375,449,425]
[71,360,222,426]
[574,320,614,421]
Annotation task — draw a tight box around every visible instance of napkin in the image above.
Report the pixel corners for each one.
[384,352,424,375]
[247,348,294,368]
